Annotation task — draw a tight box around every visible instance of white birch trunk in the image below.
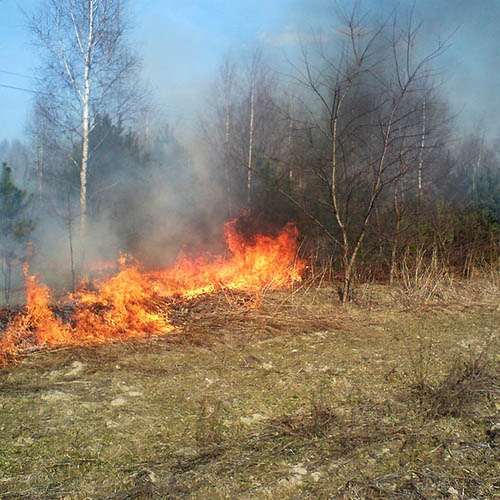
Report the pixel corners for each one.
[80,0,94,240]
[247,74,255,208]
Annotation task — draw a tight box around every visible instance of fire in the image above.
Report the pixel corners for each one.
[0,217,305,365]
[153,220,303,298]
[73,262,173,342]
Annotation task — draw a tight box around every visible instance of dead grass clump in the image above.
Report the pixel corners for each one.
[194,398,228,446]
[396,247,453,304]
[266,396,337,439]
[408,335,499,418]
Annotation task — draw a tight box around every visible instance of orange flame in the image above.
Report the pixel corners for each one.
[154,221,304,297]
[0,218,305,364]
[1,266,72,363]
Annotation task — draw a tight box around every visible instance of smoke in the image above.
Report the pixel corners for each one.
[280,0,500,139]
[24,121,230,295]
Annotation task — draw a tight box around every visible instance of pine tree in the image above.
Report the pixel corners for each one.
[0,163,35,304]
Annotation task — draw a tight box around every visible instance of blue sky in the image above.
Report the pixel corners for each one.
[1,0,499,142]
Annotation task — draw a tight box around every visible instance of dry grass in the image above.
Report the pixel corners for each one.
[1,282,500,499]
[406,332,500,419]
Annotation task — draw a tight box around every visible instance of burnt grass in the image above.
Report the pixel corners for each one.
[1,283,500,499]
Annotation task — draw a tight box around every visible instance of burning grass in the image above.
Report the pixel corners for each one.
[0,217,306,366]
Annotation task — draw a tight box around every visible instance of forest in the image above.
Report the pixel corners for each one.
[1,0,499,306]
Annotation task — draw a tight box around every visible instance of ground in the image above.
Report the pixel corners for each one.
[1,283,500,499]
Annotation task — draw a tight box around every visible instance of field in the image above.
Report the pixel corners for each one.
[1,280,500,499]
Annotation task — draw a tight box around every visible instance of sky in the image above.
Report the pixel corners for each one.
[1,0,499,142]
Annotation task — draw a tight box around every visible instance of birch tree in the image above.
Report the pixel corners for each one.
[247,56,256,208]
[27,0,141,244]
[204,51,284,215]
[242,50,284,211]
[279,4,447,302]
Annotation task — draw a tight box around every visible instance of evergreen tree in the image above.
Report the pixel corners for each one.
[0,163,35,303]
[475,165,500,220]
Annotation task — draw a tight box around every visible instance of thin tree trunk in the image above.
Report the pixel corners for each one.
[472,135,483,200]
[38,118,44,205]
[330,90,351,304]
[390,182,402,285]
[67,194,76,293]
[3,254,11,305]
[417,97,426,204]
[80,0,94,242]
[341,231,367,304]
[6,258,11,305]
[247,74,255,209]
[1,250,7,304]
[224,81,233,218]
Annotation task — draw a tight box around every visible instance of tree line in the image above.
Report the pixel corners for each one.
[2,0,500,304]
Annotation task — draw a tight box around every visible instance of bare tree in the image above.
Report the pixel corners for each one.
[279,4,448,302]
[203,51,286,215]
[239,51,287,212]
[208,55,237,219]
[27,0,142,247]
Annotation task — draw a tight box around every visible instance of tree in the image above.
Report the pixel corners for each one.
[277,4,448,302]
[0,140,31,186]
[27,0,142,246]
[384,91,450,283]
[48,113,154,271]
[218,56,237,218]
[0,163,35,304]
[204,51,288,216]
[75,113,148,219]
